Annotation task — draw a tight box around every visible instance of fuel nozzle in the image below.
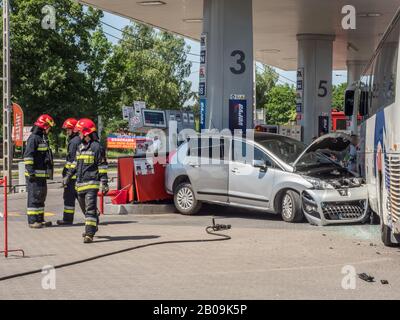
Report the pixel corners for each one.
[211,218,231,231]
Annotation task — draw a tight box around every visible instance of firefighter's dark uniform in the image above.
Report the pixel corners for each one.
[23,127,54,225]
[68,139,108,236]
[62,134,81,223]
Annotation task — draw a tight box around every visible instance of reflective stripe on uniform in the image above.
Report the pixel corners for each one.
[25,173,49,178]
[37,143,49,151]
[25,170,49,178]
[24,158,34,165]
[27,207,45,215]
[64,162,74,169]
[85,217,97,227]
[76,184,100,192]
[76,155,95,163]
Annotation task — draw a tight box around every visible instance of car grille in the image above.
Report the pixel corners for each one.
[385,156,400,225]
[322,201,366,220]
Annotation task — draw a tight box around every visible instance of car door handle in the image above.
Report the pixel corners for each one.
[188,163,200,168]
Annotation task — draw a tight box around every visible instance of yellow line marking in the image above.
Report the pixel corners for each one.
[8,212,21,217]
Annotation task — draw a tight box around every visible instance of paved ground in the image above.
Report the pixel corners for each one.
[0,186,400,300]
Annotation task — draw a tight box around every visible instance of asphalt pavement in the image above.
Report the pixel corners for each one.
[0,187,399,300]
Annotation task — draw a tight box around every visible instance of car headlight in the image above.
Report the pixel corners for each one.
[304,177,335,190]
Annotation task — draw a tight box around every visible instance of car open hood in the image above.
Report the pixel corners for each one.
[292,133,352,171]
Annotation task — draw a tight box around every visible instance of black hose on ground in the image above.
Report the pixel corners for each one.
[0,222,232,282]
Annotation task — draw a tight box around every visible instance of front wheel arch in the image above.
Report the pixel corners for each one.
[274,189,304,223]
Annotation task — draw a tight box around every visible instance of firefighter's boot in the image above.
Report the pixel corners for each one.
[83,234,94,244]
[29,222,43,229]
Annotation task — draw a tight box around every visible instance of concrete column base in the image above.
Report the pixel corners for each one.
[104,203,176,215]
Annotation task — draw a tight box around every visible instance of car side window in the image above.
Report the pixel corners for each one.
[232,141,273,167]
[187,137,225,163]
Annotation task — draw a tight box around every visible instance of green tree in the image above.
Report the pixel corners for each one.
[332,82,347,111]
[265,84,297,125]
[256,65,278,109]
[103,23,194,119]
[5,0,107,151]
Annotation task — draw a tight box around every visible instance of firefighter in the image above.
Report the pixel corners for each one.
[63,118,109,243]
[57,118,81,226]
[24,114,55,229]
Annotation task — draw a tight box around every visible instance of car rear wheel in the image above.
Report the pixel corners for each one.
[281,190,304,223]
[174,183,202,215]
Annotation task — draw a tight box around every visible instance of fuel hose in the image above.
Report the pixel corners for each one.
[0,221,231,282]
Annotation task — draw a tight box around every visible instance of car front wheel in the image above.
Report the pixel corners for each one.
[281,190,304,223]
[174,182,202,215]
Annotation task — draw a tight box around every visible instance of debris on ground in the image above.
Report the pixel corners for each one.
[380,280,389,285]
[358,273,375,283]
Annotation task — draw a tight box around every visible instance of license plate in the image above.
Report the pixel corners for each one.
[338,189,349,196]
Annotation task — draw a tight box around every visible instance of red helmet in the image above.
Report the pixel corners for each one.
[34,114,55,130]
[62,118,78,130]
[75,118,97,137]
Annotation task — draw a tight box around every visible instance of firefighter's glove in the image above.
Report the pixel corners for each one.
[101,182,109,195]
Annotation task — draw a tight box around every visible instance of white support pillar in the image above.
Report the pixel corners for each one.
[347,60,367,134]
[297,34,335,144]
[201,0,254,132]
[347,60,367,85]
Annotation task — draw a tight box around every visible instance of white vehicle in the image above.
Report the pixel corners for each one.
[166,133,368,226]
[345,9,400,246]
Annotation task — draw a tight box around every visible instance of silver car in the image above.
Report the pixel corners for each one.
[165,132,369,226]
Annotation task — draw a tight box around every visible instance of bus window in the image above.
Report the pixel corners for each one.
[370,21,399,114]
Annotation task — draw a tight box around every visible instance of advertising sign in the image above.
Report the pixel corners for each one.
[198,33,208,132]
[200,98,207,130]
[122,106,134,121]
[200,50,207,64]
[199,82,206,97]
[134,101,146,114]
[12,103,24,147]
[107,135,136,150]
[229,96,247,133]
[134,158,155,176]
[296,68,304,116]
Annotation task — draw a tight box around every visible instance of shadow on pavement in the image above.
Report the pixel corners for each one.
[197,204,283,222]
[54,220,137,228]
[94,235,160,243]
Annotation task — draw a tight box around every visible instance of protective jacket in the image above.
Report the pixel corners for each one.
[63,133,81,178]
[24,126,54,179]
[68,139,108,193]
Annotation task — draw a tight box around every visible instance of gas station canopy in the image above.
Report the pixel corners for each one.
[79,0,400,70]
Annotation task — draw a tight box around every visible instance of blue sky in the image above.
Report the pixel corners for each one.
[101,11,348,94]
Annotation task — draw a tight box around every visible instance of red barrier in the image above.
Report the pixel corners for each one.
[0,177,24,258]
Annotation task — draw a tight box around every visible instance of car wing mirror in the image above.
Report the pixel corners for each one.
[252,160,268,172]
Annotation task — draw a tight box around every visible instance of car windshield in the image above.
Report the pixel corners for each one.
[255,135,306,164]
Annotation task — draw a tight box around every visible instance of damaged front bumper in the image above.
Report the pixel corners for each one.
[301,185,369,226]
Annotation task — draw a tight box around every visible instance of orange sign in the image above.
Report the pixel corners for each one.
[107,135,137,150]
[12,103,24,147]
